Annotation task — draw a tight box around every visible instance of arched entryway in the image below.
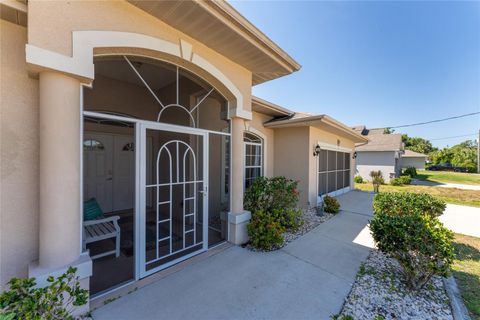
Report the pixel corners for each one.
[82,55,232,295]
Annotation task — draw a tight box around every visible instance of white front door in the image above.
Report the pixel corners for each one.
[84,133,135,213]
[112,135,135,211]
[139,123,208,277]
[84,134,114,213]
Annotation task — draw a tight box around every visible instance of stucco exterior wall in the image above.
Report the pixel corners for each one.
[27,0,252,113]
[356,151,397,182]
[0,20,40,288]
[400,157,426,170]
[273,127,310,208]
[249,111,274,177]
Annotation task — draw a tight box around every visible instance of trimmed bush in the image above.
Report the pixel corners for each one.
[247,210,285,250]
[245,176,303,250]
[323,195,340,213]
[403,166,417,177]
[370,211,454,290]
[354,176,364,184]
[373,192,445,218]
[390,176,412,186]
[244,176,299,214]
[270,208,303,232]
[399,175,411,185]
[390,177,403,186]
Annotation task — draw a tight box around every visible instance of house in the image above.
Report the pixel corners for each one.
[400,150,428,170]
[0,0,366,309]
[353,126,404,182]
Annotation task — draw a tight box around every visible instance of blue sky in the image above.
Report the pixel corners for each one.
[230,1,480,148]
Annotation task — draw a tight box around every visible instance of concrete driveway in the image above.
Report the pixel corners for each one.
[92,191,374,320]
[440,204,480,237]
[412,179,480,191]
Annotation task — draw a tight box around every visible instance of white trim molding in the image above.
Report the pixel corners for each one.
[316,141,353,153]
[26,31,251,120]
[28,252,92,288]
[244,126,268,177]
[227,210,251,224]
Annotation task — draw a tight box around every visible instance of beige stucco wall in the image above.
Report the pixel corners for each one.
[27,0,252,113]
[356,151,397,182]
[400,157,426,170]
[273,125,357,208]
[273,127,310,207]
[0,20,40,288]
[249,111,274,177]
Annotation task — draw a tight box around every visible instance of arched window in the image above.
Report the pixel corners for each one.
[244,132,263,189]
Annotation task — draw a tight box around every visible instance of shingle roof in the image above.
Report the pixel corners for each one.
[402,150,428,158]
[353,126,403,152]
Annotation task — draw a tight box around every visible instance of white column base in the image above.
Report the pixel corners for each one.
[226,210,251,245]
[28,252,92,316]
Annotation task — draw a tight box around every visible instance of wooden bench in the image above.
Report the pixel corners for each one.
[83,216,121,260]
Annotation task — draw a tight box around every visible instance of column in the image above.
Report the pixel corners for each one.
[227,117,251,244]
[30,72,91,312]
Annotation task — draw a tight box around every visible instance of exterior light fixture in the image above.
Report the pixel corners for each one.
[313,144,321,157]
[352,151,357,159]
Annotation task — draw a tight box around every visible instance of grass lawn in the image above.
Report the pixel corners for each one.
[355,183,480,207]
[452,233,480,320]
[416,170,480,185]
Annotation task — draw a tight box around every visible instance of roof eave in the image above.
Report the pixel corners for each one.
[205,1,301,73]
[251,96,294,117]
[264,115,369,143]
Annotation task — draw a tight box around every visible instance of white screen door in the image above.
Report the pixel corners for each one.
[139,123,208,277]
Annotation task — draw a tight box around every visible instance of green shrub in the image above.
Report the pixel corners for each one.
[390,177,403,186]
[0,267,88,319]
[323,195,340,213]
[244,176,299,214]
[399,175,411,185]
[390,176,412,186]
[403,166,417,177]
[270,208,303,232]
[373,192,445,218]
[247,210,285,250]
[370,211,454,290]
[354,175,364,184]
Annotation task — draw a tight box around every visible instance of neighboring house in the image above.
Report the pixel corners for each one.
[0,0,366,309]
[353,126,404,182]
[400,150,428,170]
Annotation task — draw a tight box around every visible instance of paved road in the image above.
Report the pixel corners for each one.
[412,179,480,191]
[93,191,374,320]
[440,204,480,237]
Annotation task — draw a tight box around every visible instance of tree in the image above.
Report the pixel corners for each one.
[402,134,437,154]
[430,140,478,172]
[383,127,395,134]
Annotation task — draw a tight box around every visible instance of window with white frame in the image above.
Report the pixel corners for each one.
[244,132,263,189]
[318,149,351,197]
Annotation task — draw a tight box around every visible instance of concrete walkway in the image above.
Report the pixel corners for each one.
[92,191,374,320]
[440,204,480,237]
[412,179,480,191]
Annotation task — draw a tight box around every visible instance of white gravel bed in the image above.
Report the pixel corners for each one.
[340,250,453,320]
[283,207,334,244]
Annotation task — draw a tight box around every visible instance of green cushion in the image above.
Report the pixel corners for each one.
[83,198,104,221]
